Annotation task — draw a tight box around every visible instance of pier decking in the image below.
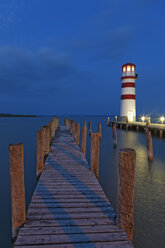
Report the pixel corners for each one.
[14,126,133,248]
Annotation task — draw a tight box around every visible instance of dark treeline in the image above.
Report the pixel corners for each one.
[0,113,37,117]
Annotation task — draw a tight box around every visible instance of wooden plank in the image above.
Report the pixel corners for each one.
[30,198,109,203]
[14,241,133,248]
[31,194,109,200]
[33,192,107,197]
[18,225,121,236]
[26,212,116,220]
[29,202,111,208]
[27,206,114,215]
[15,232,129,245]
[24,218,115,228]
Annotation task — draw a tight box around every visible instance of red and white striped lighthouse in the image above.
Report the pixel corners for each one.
[120,63,137,122]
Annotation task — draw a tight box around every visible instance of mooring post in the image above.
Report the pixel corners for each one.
[116,148,136,242]
[69,119,72,133]
[42,126,50,158]
[48,122,52,142]
[70,120,73,135]
[98,122,102,139]
[107,116,110,126]
[146,117,150,127]
[36,130,44,177]
[81,122,87,156]
[52,119,55,136]
[51,120,55,139]
[75,123,80,145]
[50,121,53,140]
[154,129,157,135]
[72,121,76,139]
[146,128,154,161]
[57,117,59,128]
[67,119,71,132]
[88,121,92,136]
[65,119,69,129]
[91,133,100,179]
[112,125,117,147]
[66,119,70,130]
[160,129,163,138]
[53,116,59,132]
[115,116,118,124]
[9,143,26,238]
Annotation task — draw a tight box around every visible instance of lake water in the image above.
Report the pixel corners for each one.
[0,116,165,248]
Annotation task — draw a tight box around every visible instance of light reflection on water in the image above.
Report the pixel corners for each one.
[0,116,165,248]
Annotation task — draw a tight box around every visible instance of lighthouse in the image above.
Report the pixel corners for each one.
[120,63,137,122]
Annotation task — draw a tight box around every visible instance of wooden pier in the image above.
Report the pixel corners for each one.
[13,126,133,248]
[109,121,165,137]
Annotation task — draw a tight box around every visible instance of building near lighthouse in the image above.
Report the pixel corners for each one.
[120,63,137,122]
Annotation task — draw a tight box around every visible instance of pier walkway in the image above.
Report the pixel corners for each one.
[14,126,133,248]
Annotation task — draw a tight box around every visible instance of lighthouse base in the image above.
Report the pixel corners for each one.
[120,116,136,123]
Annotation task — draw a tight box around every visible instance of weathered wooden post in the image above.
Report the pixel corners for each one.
[88,121,92,136]
[36,130,44,177]
[67,119,71,132]
[91,133,100,179]
[98,122,101,139]
[160,129,163,138]
[9,143,26,238]
[112,125,117,147]
[81,122,87,156]
[116,148,136,242]
[70,120,73,135]
[42,126,50,158]
[75,123,80,145]
[69,119,72,133]
[107,116,110,126]
[72,121,76,139]
[115,116,118,123]
[53,116,59,131]
[146,117,150,127]
[52,119,55,136]
[57,117,59,128]
[154,129,157,135]
[146,128,154,161]
[48,122,52,142]
[51,120,55,139]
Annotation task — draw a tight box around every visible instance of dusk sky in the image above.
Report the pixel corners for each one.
[0,0,165,115]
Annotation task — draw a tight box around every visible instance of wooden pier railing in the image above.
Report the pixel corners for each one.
[9,118,135,247]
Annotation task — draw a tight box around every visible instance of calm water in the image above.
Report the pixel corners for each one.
[0,116,165,248]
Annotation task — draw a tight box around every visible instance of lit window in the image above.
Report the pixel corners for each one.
[123,67,126,72]
[132,66,135,71]
[127,66,131,71]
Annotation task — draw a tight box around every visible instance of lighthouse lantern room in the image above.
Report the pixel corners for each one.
[120,63,137,122]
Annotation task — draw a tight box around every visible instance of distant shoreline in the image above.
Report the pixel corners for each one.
[0,114,37,117]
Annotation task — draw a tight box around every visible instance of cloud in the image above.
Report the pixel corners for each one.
[95,26,136,60]
[0,46,78,96]
[67,25,136,62]
[0,46,100,97]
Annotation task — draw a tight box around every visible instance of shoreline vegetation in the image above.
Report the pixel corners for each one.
[0,113,37,117]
